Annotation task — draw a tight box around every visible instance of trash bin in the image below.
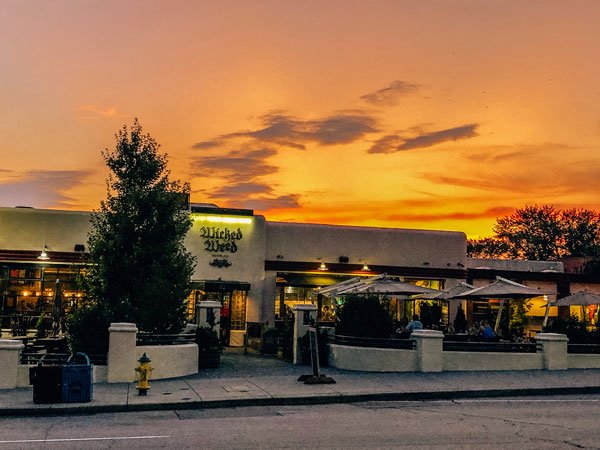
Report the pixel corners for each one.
[61,352,93,403]
[30,365,62,404]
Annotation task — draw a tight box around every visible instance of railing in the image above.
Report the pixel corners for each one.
[136,333,196,346]
[567,344,600,354]
[20,352,107,366]
[331,334,415,350]
[443,341,537,353]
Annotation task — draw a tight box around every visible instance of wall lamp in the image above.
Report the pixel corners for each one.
[37,245,50,261]
[359,258,370,271]
[317,257,328,271]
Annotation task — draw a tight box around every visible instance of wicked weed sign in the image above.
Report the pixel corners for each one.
[200,226,243,253]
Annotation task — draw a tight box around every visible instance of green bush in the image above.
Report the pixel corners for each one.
[66,304,111,355]
[335,294,393,338]
[195,326,222,354]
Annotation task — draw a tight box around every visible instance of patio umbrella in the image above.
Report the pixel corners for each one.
[543,291,600,328]
[448,276,548,333]
[337,274,440,296]
[432,281,475,300]
[52,279,63,336]
[318,274,384,298]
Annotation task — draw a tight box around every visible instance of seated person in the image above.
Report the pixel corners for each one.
[479,320,495,339]
[321,305,334,321]
[405,314,423,335]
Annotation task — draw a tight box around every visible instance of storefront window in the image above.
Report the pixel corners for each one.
[0,263,87,319]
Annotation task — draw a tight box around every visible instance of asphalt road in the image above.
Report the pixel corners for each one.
[2,395,600,449]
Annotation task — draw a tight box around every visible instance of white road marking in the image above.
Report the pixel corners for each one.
[0,435,169,444]
[445,398,600,403]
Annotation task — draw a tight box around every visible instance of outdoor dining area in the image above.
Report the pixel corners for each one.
[318,273,600,349]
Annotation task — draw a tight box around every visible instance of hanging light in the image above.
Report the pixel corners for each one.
[318,262,328,271]
[37,245,50,260]
[362,263,370,271]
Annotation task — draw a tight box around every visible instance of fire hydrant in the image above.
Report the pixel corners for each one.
[135,353,152,396]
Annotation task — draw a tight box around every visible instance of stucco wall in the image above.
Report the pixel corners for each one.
[0,207,91,252]
[266,222,467,270]
[136,344,198,380]
[328,344,417,372]
[567,354,600,369]
[443,351,543,371]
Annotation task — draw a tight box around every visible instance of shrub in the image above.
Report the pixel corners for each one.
[335,294,393,338]
[453,305,467,333]
[66,304,111,355]
[195,326,222,354]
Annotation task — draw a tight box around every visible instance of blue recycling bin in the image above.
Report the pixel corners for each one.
[61,352,93,403]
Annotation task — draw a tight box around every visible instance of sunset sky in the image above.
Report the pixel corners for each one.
[1,0,599,238]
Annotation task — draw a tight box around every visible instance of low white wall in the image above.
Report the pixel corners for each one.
[136,344,198,380]
[329,344,417,372]
[568,354,600,369]
[443,351,543,371]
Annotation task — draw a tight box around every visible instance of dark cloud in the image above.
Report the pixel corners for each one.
[198,112,378,150]
[368,124,479,154]
[0,170,92,208]
[367,135,403,154]
[233,194,301,211]
[208,182,274,198]
[192,140,222,149]
[360,80,419,106]
[398,124,479,150]
[190,148,278,182]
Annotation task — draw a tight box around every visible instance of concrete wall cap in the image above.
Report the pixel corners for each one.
[535,333,569,342]
[292,304,318,311]
[108,323,138,332]
[197,301,222,308]
[411,330,444,338]
[0,339,25,350]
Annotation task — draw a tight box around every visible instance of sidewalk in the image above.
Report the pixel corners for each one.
[2,348,600,417]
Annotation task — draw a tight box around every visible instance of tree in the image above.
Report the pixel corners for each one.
[84,119,196,333]
[561,208,600,257]
[468,205,600,262]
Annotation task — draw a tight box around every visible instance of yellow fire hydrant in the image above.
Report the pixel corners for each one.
[135,353,152,396]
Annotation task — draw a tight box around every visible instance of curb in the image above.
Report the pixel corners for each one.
[3,385,600,417]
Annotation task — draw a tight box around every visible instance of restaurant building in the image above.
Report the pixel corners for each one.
[1,204,598,343]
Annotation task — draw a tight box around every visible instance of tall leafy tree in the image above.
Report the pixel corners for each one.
[85,119,196,333]
[468,205,600,262]
[493,205,564,260]
[561,208,600,257]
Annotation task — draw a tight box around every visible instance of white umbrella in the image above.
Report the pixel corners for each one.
[318,274,384,298]
[337,274,440,296]
[432,281,475,300]
[449,276,548,333]
[543,291,600,328]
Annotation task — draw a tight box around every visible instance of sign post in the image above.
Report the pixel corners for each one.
[297,326,336,384]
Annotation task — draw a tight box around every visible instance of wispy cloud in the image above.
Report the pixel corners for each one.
[360,80,419,106]
[368,124,479,153]
[76,105,118,118]
[190,146,301,211]
[0,170,92,208]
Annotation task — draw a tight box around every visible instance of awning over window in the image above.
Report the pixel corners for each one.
[192,280,251,292]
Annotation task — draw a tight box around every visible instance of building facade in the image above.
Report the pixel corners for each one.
[1,205,599,343]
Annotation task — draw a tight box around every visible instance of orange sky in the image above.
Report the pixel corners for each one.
[1,0,600,238]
